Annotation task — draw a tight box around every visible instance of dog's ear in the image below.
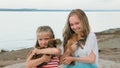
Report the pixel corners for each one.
[48,39,55,47]
[55,39,62,45]
[48,39,62,47]
[48,39,54,45]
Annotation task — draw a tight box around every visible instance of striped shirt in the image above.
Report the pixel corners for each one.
[35,56,59,68]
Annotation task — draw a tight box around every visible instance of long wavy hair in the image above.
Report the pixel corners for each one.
[35,26,55,48]
[63,9,90,47]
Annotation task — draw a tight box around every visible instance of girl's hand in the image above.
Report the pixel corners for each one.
[71,43,78,52]
[32,48,39,54]
[63,56,74,64]
[60,54,66,64]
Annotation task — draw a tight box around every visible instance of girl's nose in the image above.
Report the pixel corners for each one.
[41,40,46,44]
[73,25,77,30]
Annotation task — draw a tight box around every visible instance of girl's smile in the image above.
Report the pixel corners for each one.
[69,15,82,33]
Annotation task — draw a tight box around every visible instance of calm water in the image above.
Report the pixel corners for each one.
[0,11,120,50]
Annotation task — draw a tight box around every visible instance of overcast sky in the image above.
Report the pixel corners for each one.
[0,0,120,10]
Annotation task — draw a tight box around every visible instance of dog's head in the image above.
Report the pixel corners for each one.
[65,33,85,51]
[48,39,62,48]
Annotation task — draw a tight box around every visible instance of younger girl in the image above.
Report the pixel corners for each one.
[26,26,61,68]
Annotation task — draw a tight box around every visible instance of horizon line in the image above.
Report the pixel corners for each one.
[0,8,120,12]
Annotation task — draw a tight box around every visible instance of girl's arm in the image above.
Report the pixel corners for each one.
[61,43,77,64]
[33,48,61,55]
[26,51,51,68]
[63,51,96,64]
[63,44,96,64]
[73,51,96,63]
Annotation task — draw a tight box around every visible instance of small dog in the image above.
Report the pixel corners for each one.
[32,39,62,67]
[64,33,85,65]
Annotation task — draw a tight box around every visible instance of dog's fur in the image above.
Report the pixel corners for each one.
[64,33,85,65]
[31,39,62,67]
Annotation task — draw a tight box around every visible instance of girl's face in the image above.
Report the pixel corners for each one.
[37,32,51,48]
[69,15,82,33]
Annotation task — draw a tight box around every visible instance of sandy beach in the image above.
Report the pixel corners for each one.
[0,28,120,68]
[2,59,120,68]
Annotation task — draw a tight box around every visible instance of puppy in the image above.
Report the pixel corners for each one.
[32,39,62,67]
[64,33,85,65]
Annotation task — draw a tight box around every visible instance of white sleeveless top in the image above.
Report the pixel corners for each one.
[74,32,98,65]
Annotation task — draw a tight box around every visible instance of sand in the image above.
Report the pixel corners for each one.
[2,59,120,68]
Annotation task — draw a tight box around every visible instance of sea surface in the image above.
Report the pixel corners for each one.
[0,9,120,50]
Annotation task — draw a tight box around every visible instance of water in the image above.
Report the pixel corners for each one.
[0,10,120,51]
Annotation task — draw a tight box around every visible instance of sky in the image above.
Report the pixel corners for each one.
[0,0,120,10]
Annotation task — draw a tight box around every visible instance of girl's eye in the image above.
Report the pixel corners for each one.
[38,39,42,40]
[75,22,79,25]
[70,24,73,26]
[45,38,49,40]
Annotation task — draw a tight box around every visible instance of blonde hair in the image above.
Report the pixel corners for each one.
[63,9,90,47]
[27,26,54,57]
[35,26,54,48]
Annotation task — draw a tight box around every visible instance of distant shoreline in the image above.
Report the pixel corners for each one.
[0,8,120,12]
